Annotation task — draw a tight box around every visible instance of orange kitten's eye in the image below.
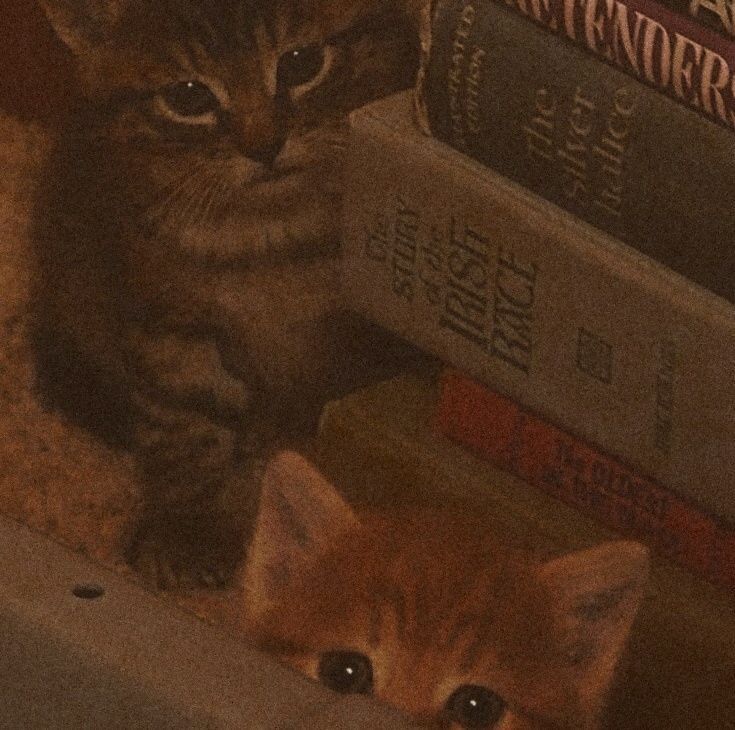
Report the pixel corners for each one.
[159,81,220,119]
[317,651,373,695]
[277,44,327,89]
[445,685,506,729]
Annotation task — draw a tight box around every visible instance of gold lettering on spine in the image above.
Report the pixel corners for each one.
[554,0,735,128]
[441,220,490,348]
[641,19,671,86]
[584,0,605,52]
[671,34,703,104]
[447,4,476,150]
[533,0,557,28]
[564,0,580,40]
[508,0,531,16]
[490,249,538,375]
[611,2,645,72]
[592,86,635,219]
[688,0,733,36]
[559,87,596,207]
[466,48,486,134]
[700,49,731,121]
[508,0,557,26]
[524,88,556,162]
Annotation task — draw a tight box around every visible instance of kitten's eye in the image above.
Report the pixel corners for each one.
[277,44,326,89]
[445,685,506,729]
[160,81,220,118]
[317,651,373,695]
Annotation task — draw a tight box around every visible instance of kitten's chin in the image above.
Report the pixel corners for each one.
[177,170,342,262]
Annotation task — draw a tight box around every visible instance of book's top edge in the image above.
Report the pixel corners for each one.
[412,0,433,136]
[349,92,735,324]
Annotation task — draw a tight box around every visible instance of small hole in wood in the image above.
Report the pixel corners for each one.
[72,583,105,600]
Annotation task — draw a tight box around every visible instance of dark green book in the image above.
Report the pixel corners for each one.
[419,0,735,303]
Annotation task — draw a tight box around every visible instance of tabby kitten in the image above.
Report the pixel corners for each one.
[31,0,421,588]
[241,452,649,729]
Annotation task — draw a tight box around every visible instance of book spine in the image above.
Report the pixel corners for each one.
[655,0,735,39]
[435,368,735,592]
[420,0,735,303]
[502,0,735,70]
[342,92,735,523]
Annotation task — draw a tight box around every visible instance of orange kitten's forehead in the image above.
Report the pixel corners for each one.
[255,511,569,722]
[244,452,647,730]
[244,455,647,729]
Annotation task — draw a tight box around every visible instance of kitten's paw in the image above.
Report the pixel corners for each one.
[126,508,245,591]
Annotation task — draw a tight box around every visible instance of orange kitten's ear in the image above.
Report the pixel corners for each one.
[241,451,358,620]
[37,0,127,55]
[537,541,649,718]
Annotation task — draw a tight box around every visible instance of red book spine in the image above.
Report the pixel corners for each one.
[435,368,735,593]
[584,0,735,65]
[498,0,735,130]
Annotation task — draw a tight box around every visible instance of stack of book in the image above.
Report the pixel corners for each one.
[322,1,735,725]
[314,373,735,728]
[339,0,735,596]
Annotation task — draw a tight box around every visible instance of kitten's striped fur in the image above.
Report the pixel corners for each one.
[241,452,650,729]
[32,0,421,587]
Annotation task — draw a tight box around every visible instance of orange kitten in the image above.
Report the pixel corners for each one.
[238,451,649,729]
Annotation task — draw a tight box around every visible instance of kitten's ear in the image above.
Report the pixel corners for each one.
[538,541,649,716]
[241,451,358,619]
[38,0,127,55]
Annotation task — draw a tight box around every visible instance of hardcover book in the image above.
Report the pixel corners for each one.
[417,0,735,302]
[435,367,735,592]
[641,0,735,39]
[498,0,735,120]
[341,91,735,523]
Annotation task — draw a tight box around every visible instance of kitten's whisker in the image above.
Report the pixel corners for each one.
[174,179,205,233]
[190,170,223,229]
[191,173,222,230]
[155,158,207,196]
[200,174,230,229]
[154,174,205,234]
[217,173,241,212]
[150,162,210,229]
[149,169,204,224]
[196,182,220,231]
[153,160,208,211]
[179,170,216,232]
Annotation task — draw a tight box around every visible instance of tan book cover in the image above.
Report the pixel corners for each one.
[341,91,735,523]
[315,372,735,730]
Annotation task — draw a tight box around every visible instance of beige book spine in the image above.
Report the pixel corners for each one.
[341,92,735,523]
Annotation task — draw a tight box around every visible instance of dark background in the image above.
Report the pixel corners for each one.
[0,0,76,121]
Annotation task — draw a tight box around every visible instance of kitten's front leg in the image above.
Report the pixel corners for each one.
[124,329,266,590]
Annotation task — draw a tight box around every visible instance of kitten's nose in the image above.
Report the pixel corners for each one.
[230,122,286,167]
[246,137,286,167]
[227,91,286,167]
